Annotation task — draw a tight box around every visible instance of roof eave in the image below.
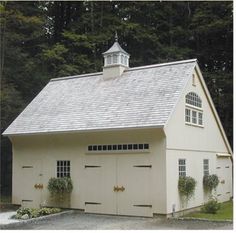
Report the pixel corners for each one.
[3,125,164,137]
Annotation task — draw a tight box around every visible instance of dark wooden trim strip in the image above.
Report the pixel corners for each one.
[216,167,221,169]
[85,165,101,168]
[133,165,152,168]
[22,166,33,168]
[22,200,33,202]
[85,202,101,205]
[133,204,152,208]
[225,166,230,168]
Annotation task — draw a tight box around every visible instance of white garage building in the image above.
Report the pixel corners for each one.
[3,39,233,217]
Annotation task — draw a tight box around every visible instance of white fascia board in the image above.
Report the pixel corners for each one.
[194,63,233,155]
[3,125,164,137]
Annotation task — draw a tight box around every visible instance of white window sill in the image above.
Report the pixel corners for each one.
[185,104,203,111]
[86,150,150,155]
[185,122,204,128]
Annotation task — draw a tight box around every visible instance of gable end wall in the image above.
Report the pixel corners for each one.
[164,67,232,214]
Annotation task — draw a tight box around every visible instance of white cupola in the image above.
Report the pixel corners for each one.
[102,33,130,79]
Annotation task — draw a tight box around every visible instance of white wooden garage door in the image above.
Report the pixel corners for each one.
[83,154,152,217]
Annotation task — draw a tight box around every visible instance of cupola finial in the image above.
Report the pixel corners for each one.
[115,31,118,42]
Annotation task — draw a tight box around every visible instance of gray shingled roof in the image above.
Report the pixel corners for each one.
[3,59,197,135]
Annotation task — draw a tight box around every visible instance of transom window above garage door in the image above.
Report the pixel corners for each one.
[87,143,150,153]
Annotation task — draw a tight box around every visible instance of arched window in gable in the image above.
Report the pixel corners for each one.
[186,92,202,108]
[185,92,203,126]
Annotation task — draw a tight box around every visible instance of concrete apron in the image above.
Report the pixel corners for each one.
[0,210,74,229]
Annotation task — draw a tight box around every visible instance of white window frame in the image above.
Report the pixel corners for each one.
[57,160,70,178]
[121,55,124,65]
[113,54,118,64]
[87,143,150,154]
[185,108,191,122]
[185,92,203,127]
[203,159,209,176]
[107,55,112,65]
[179,159,186,177]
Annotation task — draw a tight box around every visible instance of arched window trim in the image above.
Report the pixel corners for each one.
[185,92,202,108]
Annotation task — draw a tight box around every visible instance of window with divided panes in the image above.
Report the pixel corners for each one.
[203,159,209,176]
[88,143,149,152]
[57,160,70,178]
[179,159,186,177]
[185,92,203,126]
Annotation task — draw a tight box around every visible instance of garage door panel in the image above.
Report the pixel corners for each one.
[83,154,152,216]
[84,155,116,214]
[117,155,152,217]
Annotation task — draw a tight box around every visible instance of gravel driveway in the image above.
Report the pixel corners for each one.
[1,211,233,230]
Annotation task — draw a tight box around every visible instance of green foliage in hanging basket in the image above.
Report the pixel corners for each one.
[203,174,219,192]
[48,177,73,195]
[178,176,197,200]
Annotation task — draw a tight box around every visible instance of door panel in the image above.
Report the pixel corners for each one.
[83,154,152,217]
[84,155,117,214]
[117,155,152,217]
[20,159,42,208]
[216,157,232,202]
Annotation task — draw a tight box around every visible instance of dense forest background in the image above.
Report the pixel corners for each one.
[0,1,233,198]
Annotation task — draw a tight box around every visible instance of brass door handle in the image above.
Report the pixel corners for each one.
[34,184,43,189]
[120,186,125,192]
[113,186,125,192]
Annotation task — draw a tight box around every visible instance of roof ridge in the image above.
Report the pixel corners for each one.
[126,59,197,72]
[50,59,197,82]
[50,71,103,82]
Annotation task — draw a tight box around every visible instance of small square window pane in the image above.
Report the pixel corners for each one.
[128,144,132,150]
[118,145,122,150]
[103,145,107,151]
[192,111,197,124]
[139,144,144,149]
[93,145,97,151]
[88,145,92,151]
[133,144,138,150]
[144,144,149,149]
[123,144,127,150]
[108,145,112,150]
[113,145,117,150]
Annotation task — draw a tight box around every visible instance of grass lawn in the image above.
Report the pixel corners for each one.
[184,201,233,220]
